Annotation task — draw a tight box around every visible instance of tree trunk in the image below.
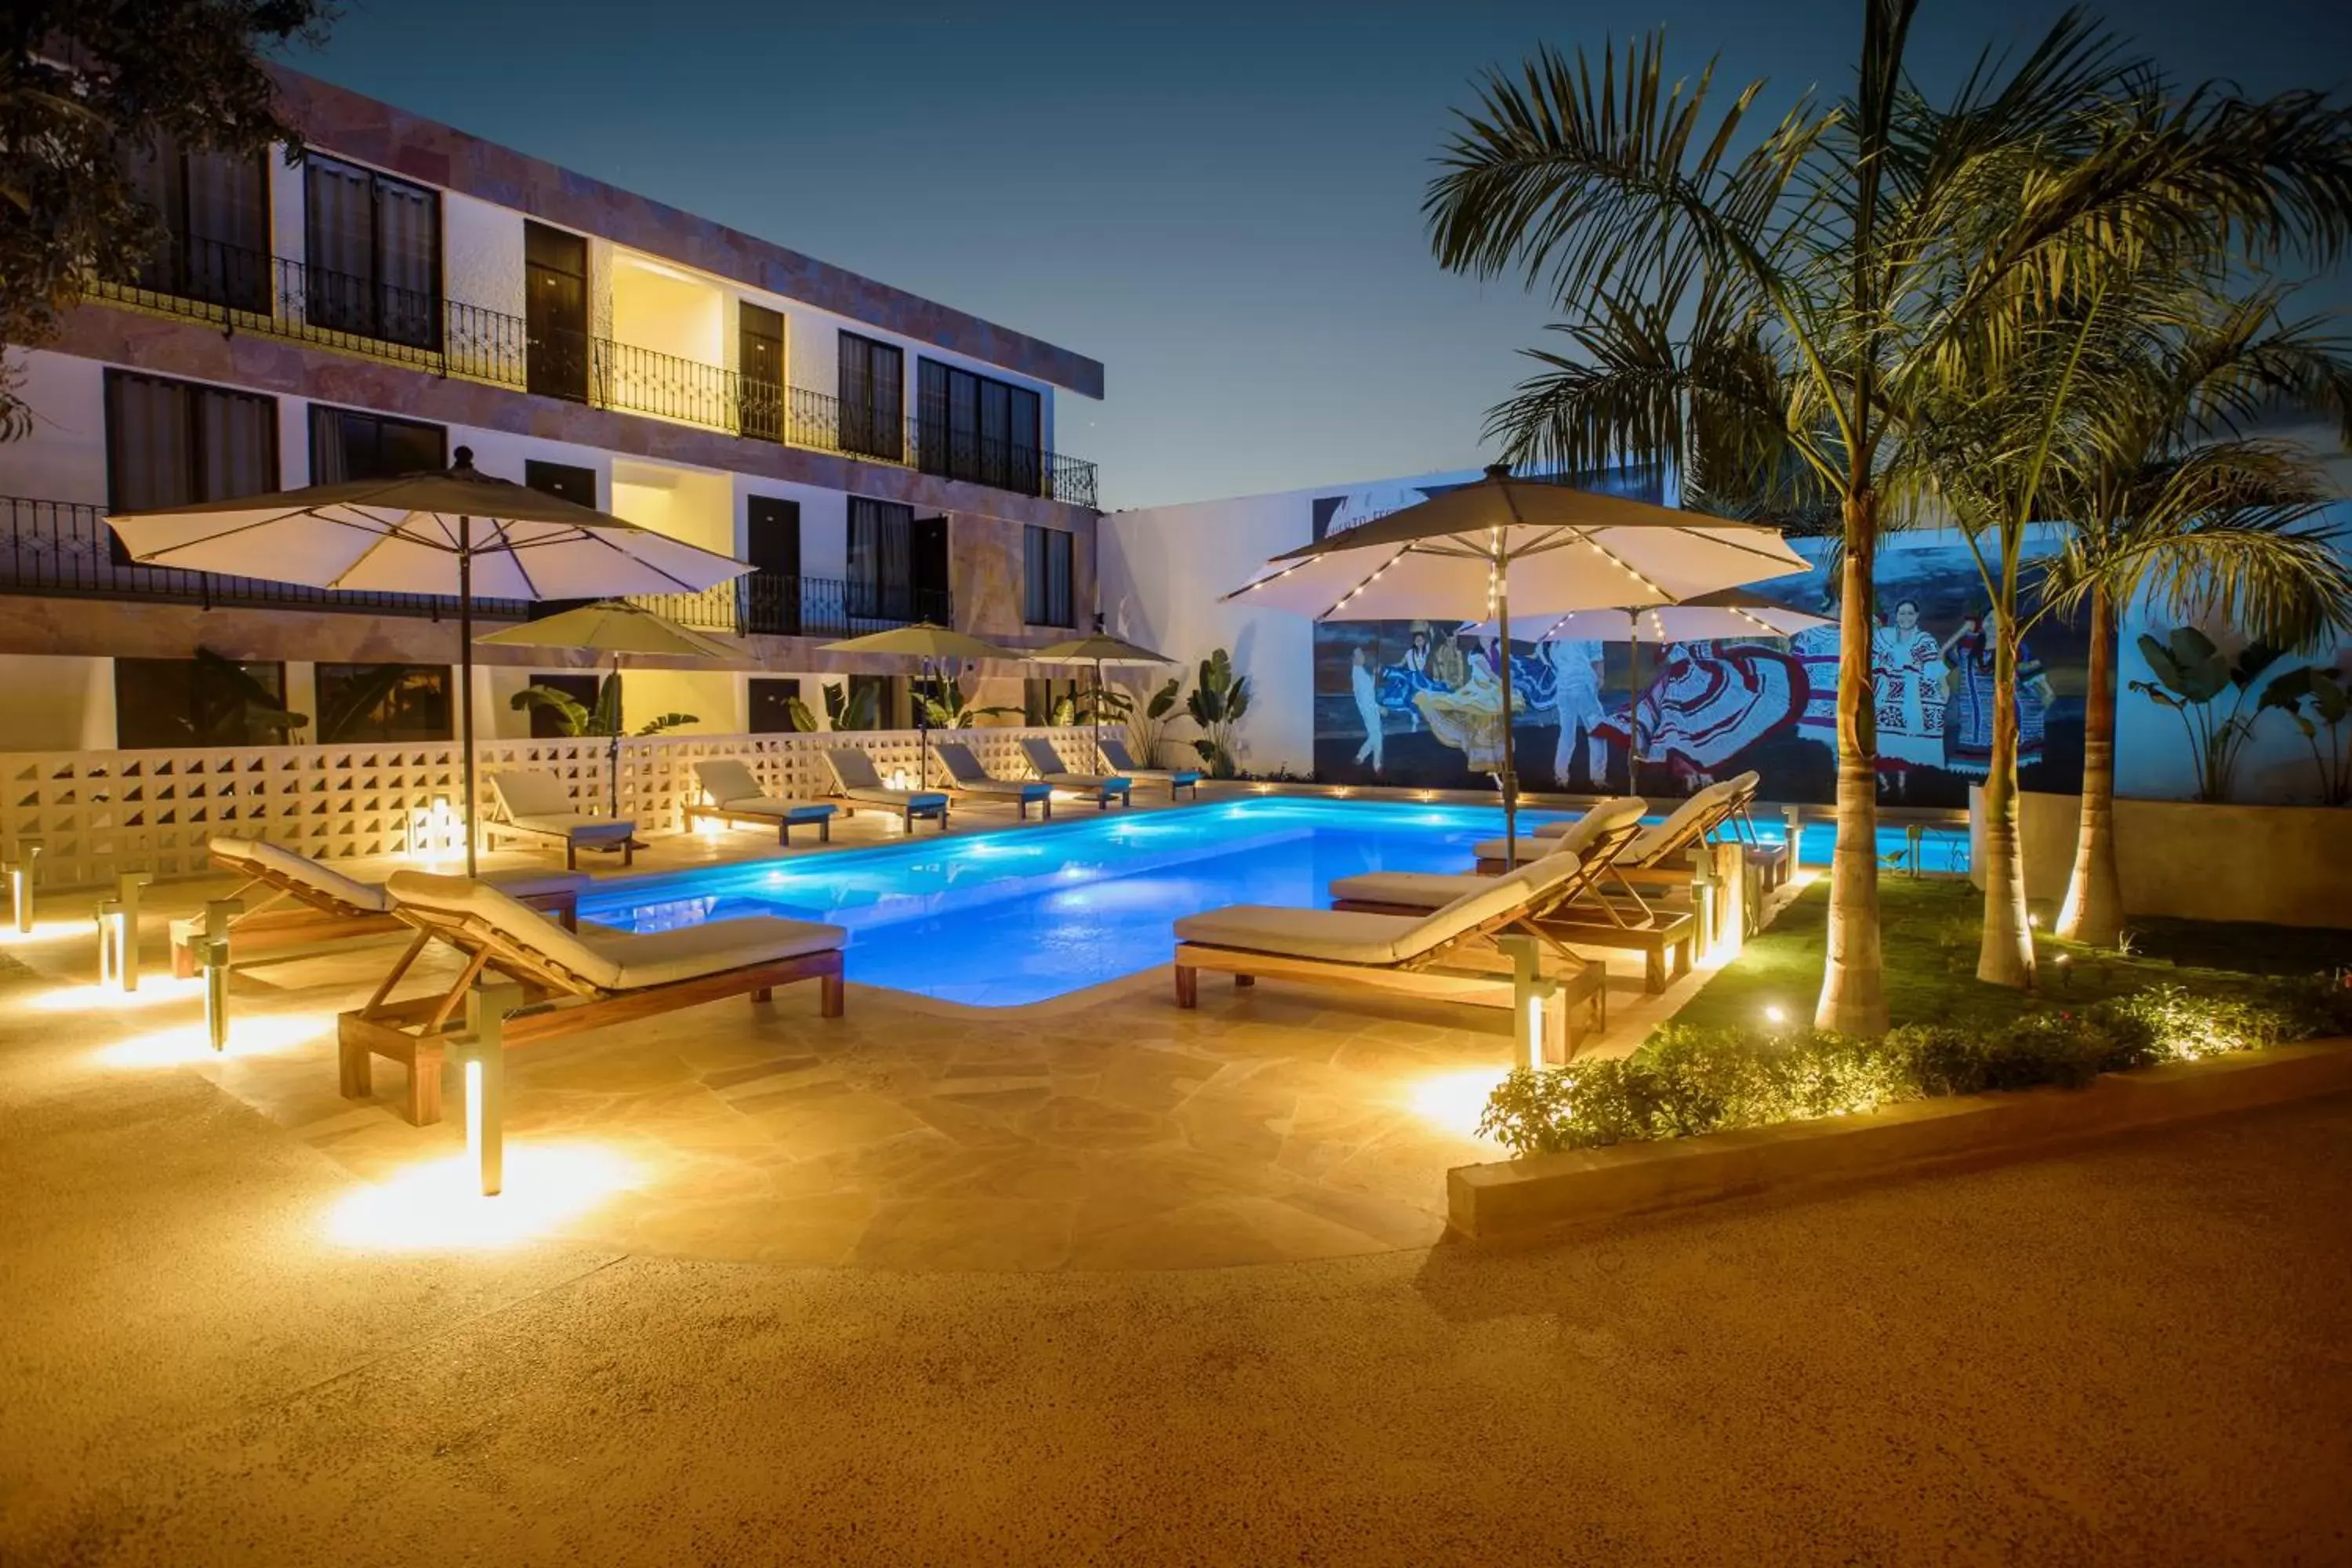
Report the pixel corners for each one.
[1814,489,1888,1036]
[1976,613,2036,989]
[2056,586,2124,946]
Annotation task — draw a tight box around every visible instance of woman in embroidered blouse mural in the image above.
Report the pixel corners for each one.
[1871,599,1947,799]
[1941,608,2055,778]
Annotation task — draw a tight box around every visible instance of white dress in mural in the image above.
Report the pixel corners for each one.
[1549,638,1607,783]
[1871,610,1947,773]
[1350,652,1384,773]
[1415,650,1521,772]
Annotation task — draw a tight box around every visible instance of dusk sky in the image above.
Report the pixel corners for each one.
[292,0,2352,511]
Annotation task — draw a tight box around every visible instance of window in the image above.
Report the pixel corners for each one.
[837,332,903,461]
[127,136,269,311]
[1023,677,1080,728]
[309,407,446,483]
[522,673,599,738]
[1024,525,1075,628]
[748,677,803,734]
[114,658,289,749]
[916,361,1042,495]
[304,155,441,348]
[739,303,786,441]
[847,497,914,620]
[314,663,452,742]
[104,372,278,513]
[523,460,597,507]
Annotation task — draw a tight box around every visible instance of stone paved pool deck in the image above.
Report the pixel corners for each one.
[2,798,1744,1277]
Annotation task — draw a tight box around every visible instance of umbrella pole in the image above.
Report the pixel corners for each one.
[459,517,478,879]
[1094,656,1106,773]
[917,656,929,789]
[608,655,622,819]
[1625,609,1639,796]
[1496,570,1518,871]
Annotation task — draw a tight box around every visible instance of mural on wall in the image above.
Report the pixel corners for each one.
[1312,535,2089,808]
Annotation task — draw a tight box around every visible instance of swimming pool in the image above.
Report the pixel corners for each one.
[577,799,1944,1007]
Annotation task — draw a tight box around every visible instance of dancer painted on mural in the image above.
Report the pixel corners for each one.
[1350,644,1385,774]
[1548,637,1609,786]
[1940,608,2054,777]
[1414,637,1522,772]
[1624,640,1802,790]
[1377,625,1442,731]
[1791,621,1842,748]
[1871,598,1947,798]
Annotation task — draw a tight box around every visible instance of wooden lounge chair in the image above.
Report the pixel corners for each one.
[169,836,587,976]
[931,742,1054,820]
[686,758,839,844]
[1098,735,1201,800]
[820,746,951,832]
[1018,737,1132,809]
[1174,849,1611,1055]
[1330,797,1703,993]
[488,770,641,869]
[337,871,847,1125]
[1473,772,1758,877]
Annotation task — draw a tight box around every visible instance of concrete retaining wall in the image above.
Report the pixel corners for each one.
[1969,788,2352,929]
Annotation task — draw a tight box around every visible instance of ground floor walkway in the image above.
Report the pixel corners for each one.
[5,970,2347,1563]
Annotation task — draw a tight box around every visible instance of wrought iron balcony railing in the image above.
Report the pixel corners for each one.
[88,239,1100,509]
[0,495,527,619]
[0,497,946,640]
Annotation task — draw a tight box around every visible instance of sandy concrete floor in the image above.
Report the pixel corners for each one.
[5,998,2347,1564]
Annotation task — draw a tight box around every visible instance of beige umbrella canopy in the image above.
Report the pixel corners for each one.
[1225,463,1806,862]
[822,622,1021,787]
[1026,632,1178,771]
[1463,588,1831,791]
[107,449,750,874]
[477,601,739,815]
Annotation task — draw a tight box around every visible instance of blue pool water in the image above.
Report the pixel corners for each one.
[575,800,1945,1007]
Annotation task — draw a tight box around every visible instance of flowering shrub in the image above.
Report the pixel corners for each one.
[1476,975,2350,1157]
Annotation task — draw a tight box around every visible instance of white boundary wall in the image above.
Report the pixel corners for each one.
[3,724,1105,889]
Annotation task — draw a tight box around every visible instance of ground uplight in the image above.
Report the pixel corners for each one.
[1405,1068,1510,1144]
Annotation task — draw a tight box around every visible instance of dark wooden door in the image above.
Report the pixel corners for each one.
[524,222,588,401]
[742,495,801,635]
[910,514,950,625]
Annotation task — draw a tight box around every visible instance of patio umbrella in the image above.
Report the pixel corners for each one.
[106,448,750,876]
[1465,588,1832,790]
[475,600,739,817]
[820,622,1019,788]
[1225,463,1804,864]
[1025,631,1178,771]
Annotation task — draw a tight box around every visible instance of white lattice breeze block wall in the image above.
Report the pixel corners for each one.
[1,726,1110,889]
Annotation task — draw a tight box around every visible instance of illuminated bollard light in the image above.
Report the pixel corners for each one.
[197,898,241,1052]
[110,873,153,992]
[1687,846,1720,960]
[1497,933,1563,1069]
[1781,805,1803,868]
[5,837,42,934]
[463,979,523,1198]
[95,899,122,988]
[1905,822,1926,878]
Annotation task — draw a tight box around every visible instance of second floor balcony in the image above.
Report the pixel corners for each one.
[0,496,947,641]
[89,238,1101,511]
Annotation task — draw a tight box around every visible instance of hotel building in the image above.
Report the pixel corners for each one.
[0,67,1104,755]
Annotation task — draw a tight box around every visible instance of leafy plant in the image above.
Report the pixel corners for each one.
[822,681,880,732]
[1477,978,2336,1157]
[2129,627,2286,801]
[318,663,422,745]
[1184,648,1250,778]
[2259,664,2352,805]
[1124,677,1182,768]
[191,647,306,744]
[918,677,1022,730]
[509,675,695,737]
[782,694,818,733]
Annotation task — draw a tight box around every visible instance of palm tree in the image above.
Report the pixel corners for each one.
[1425,3,2352,1032]
[2038,291,2352,946]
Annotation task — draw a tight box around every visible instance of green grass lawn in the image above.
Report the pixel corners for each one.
[1668,876,2352,1035]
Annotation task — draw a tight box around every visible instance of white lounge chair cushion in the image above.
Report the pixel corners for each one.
[844,788,950,811]
[212,834,388,912]
[710,798,836,821]
[505,812,638,844]
[1178,855,1580,967]
[695,758,768,804]
[384,872,843,992]
[1326,871,1492,910]
[212,836,588,913]
[1098,739,1201,782]
[956,776,1050,797]
[490,770,582,818]
[1472,834,1570,863]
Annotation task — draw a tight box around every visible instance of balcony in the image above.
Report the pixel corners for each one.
[0,497,945,639]
[87,239,1100,510]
